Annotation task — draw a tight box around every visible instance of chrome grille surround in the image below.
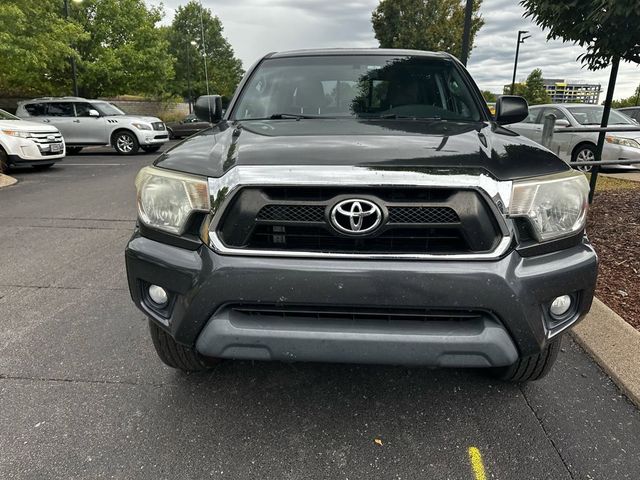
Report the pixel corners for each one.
[207,165,513,260]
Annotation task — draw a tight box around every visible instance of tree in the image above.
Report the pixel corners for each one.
[521,0,640,200]
[481,90,498,102]
[522,69,551,105]
[612,84,640,109]
[166,1,244,102]
[0,0,87,96]
[371,0,484,60]
[73,0,175,97]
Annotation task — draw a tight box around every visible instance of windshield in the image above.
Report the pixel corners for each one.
[232,55,482,122]
[567,106,633,125]
[0,108,19,120]
[92,101,126,116]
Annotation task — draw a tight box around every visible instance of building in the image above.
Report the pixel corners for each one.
[542,79,602,104]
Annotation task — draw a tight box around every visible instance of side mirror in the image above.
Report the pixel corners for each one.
[555,119,571,127]
[88,109,100,117]
[194,95,223,123]
[495,96,528,125]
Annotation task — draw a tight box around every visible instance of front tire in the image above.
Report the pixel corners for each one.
[112,130,140,155]
[572,143,596,172]
[67,146,83,155]
[491,335,562,382]
[148,320,216,372]
[141,145,161,153]
[0,148,8,174]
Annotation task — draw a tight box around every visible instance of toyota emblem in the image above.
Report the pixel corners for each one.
[330,199,383,235]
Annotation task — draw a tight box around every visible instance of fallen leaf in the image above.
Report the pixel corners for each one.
[374,438,383,446]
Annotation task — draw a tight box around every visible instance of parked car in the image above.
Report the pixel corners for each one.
[509,103,640,171]
[166,114,211,139]
[617,106,640,123]
[126,49,597,382]
[16,97,169,155]
[0,108,64,173]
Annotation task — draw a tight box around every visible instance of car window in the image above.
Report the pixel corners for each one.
[233,55,482,122]
[47,102,75,117]
[92,101,126,116]
[621,109,640,122]
[566,106,633,125]
[74,102,94,117]
[523,108,541,124]
[541,107,568,122]
[24,103,47,116]
[0,109,19,120]
[184,114,198,123]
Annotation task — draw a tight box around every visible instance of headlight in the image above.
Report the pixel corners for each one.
[135,167,209,234]
[2,129,30,138]
[132,123,152,130]
[509,172,589,242]
[606,136,640,149]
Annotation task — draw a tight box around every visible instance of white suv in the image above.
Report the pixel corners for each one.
[0,108,65,173]
[16,97,169,155]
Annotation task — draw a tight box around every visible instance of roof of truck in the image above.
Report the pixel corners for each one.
[267,48,453,59]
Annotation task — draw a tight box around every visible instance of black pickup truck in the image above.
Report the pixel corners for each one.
[126,49,597,382]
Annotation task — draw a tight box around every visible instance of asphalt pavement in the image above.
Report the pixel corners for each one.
[1,141,640,479]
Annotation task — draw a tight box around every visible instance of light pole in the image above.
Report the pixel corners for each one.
[63,0,83,96]
[460,0,473,66]
[510,30,531,95]
[187,40,197,113]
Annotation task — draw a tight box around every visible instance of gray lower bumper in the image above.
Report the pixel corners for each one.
[196,308,518,367]
[126,233,598,367]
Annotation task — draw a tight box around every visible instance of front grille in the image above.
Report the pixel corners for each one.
[154,134,168,140]
[232,304,484,322]
[389,206,458,224]
[29,131,63,145]
[256,204,459,225]
[217,187,501,255]
[257,205,325,222]
[152,122,165,131]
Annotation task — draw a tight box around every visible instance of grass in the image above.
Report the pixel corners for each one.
[585,174,640,192]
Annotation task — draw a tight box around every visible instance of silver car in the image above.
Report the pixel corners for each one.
[15,97,169,155]
[509,103,640,171]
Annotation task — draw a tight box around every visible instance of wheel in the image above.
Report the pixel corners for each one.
[167,128,176,140]
[148,320,217,372]
[0,148,8,174]
[112,130,140,155]
[572,143,596,172]
[32,163,54,171]
[66,146,83,155]
[491,335,562,382]
[141,145,161,153]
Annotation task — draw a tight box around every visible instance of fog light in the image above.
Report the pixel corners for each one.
[148,284,168,306]
[550,295,572,317]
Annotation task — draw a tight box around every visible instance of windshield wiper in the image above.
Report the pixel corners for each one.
[370,114,443,121]
[268,113,330,120]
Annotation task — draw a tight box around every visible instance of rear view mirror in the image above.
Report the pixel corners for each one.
[88,109,100,117]
[194,95,223,123]
[495,96,529,125]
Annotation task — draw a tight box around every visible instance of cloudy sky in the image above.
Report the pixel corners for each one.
[151,0,640,99]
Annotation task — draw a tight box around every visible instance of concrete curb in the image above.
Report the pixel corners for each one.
[572,298,640,407]
[0,174,18,188]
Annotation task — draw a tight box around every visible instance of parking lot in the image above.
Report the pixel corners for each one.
[1,142,640,479]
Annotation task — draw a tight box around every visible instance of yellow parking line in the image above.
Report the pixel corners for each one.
[468,446,487,480]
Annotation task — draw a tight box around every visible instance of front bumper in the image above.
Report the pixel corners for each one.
[602,144,640,169]
[137,131,169,146]
[126,232,598,367]
[3,137,65,163]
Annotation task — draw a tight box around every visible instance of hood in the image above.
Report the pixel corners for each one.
[154,118,570,181]
[0,119,60,133]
